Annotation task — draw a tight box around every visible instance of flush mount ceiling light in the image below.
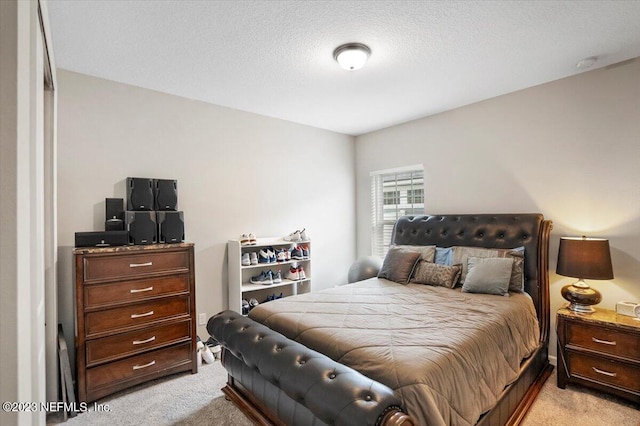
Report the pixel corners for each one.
[333,43,371,71]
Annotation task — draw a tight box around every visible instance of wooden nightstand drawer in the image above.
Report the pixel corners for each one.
[557,307,640,404]
[86,319,192,367]
[84,274,189,309]
[85,295,190,337]
[568,351,640,392]
[83,250,189,283]
[566,321,640,361]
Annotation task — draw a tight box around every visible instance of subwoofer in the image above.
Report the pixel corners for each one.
[126,177,154,211]
[75,231,129,248]
[154,179,178,211]
[125,211,157,245]
[157,211,185,243]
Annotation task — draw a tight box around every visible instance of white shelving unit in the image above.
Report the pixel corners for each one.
[228,237,311,314]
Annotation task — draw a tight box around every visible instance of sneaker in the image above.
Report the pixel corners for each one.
[242,299,250,315]
[248,233,257,245]
[291,246,304,260]
[300,245,310,259]
[272,270,282,283]
[300,228,309,241]
[284,230,301,242]
[241,253,250,266]
[250,270,273,285]
[249,298,259,309]
[250,252,258,265]
[276,249,287,262]
[285,266,299,281]
[285,248,292,261]
[240,234,251,246]
[258,249,271,264]
[276,292,284,299]
[297,266,307,280]
[267,247,277,263]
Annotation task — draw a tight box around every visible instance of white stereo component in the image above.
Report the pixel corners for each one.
[615,301,640,317]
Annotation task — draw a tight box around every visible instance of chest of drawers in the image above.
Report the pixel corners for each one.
[556,307,640,403]
[74,243,196,402]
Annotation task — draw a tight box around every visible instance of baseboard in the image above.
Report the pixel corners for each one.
[548,355,557,366]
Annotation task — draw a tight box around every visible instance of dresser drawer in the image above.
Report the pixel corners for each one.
[84,274,189,309]
[83,250,189,283]
[86,342,192,392]
[566,321,640,361]
[85,295,190,337]
[568,351,640,392]
[86,319,192,367]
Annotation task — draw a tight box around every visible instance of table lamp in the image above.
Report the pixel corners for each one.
[556,236,614,313]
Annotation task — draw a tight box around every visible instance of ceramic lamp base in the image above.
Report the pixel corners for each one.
[561,283,602,314]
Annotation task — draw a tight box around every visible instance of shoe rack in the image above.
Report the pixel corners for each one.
[227,237,311,314]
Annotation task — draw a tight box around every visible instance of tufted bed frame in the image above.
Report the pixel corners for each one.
[208,214,553,426]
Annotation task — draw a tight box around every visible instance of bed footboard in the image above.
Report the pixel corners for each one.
[208,311,414,426]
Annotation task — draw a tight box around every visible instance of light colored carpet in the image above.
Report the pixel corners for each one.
[48,361,639,425]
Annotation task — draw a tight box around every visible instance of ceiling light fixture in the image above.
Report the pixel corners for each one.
[333,43,371,71]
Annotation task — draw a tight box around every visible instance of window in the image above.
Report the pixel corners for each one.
[370,166,425,258]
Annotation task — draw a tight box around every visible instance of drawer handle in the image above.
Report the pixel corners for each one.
[129,262,153,268]
[592,337,617,346]
[130,286,153,294]
[130,310,154,319]
[592,367,617,377]
[132,336,156,345]
[132,360,156,370]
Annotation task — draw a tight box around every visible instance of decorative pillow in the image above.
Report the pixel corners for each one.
[451,246,525,292]
[410,260,462,288]
[377,247,422,284]
[392,245,436,262]
[435,247,453,265]
[462,257,513,296]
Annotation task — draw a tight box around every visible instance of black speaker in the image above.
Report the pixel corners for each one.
[105,198,124,231]
[75,231,129,248]
[126,177,154,211]
[125,211,157,245]
[154,179,178,211]
[157,211,185,243]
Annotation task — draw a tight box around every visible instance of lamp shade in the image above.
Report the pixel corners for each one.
[556,237,613,280]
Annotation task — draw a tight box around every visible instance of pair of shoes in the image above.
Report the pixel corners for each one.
[197,337,215,364]
[242,252,259,266]
[240,233,257,246]
[242,298,260,314]
[266,292,284,302]
[285,266,307,281]
[258,247,277,264]
[284,228,309,242]
[276,248,290,262]
[290,245,310,260]
[250,270,282,285]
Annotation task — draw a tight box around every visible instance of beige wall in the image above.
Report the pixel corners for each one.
[56,70,356,368]
[355,59,640,361]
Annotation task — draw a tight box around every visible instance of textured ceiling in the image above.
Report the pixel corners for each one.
[47,1,640,136]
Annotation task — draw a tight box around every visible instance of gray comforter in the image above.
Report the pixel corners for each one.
[249,278,540,426]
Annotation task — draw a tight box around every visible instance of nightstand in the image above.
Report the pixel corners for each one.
[556,307,640,403]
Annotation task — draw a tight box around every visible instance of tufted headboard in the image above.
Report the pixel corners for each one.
[391,214,553,343]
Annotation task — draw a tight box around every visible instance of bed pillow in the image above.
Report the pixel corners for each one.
[378,247,422,284]
[451,246,525,292]
[410,260,462,288]
[392,245,436,262]
[462,257,513,296]
[435,247,453,265]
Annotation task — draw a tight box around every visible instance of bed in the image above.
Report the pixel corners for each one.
[208,214,553,426]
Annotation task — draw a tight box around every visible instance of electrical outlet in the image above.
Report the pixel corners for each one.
[198,313,207,325]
